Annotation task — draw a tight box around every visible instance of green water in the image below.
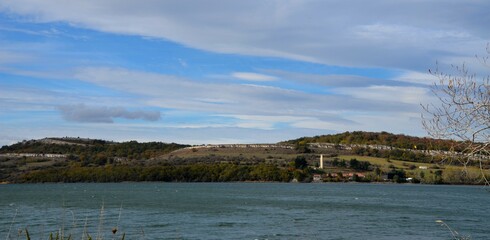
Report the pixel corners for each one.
[0,183,488,239]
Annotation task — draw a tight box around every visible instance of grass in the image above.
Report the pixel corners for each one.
[338,155,425,169]
[334,155,489,184]
[5,204,128,240]
[163,146,298,159]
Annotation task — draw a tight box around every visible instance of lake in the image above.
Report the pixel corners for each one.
[0,183,488,239]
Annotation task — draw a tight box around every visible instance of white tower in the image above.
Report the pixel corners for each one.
[320,154,324,169]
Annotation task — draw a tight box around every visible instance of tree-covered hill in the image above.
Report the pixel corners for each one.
[283,131,463,152]
[1,133,488,184]
[0,137,189,162]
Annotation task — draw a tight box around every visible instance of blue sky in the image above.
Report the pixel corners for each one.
[0,1,489,146]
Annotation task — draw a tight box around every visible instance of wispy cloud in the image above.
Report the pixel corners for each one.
[334,86,433,105]
[58,104,161,123]
[0,1,487,70]
[0,49,33,64]
[73,67,420,117]
[231,72,277,82]
[0,1,485,144]
[394,71,439,85]
[266,70,422,88]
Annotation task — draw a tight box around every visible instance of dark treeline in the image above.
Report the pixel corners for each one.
[0,139,188,163]
[330,158,371,171]
[19,164,296,183]
[14,158,489,185]
[285,131,466,152]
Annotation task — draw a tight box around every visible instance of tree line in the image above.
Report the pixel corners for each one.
[286,131,467,152]
[0,139,188,165]
[19,164,295,183]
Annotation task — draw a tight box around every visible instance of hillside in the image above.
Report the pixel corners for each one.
[0,137,187,159]
[283,131,464,151]
[0,132,488,184]
[0,137,188,181]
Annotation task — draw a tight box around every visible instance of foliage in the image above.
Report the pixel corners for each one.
[19,164,296,183]
[0,138,188,166]
[293,156,308,169]
[2,135,488,185]
[294,140,311,153]
[348,158,371,171]
[284,131,464,152]
[387,169,406,183]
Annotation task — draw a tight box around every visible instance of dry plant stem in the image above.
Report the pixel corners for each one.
[112,203,123,240]
[5,209,18,240]
[96,203,105,240]
[436,220,470,240]
[61,198,66,240]
[82,216,89,240]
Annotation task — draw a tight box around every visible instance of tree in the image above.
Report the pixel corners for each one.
[293,156,308,170]
[295,140,311,153]
[422,45,490,185]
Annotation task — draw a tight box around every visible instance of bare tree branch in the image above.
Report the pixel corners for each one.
[422,47,490,186]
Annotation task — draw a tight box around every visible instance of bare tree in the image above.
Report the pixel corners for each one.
[422,45,490,186]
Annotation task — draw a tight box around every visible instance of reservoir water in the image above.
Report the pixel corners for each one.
[0,183,488,239]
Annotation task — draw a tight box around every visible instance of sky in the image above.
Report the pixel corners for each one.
[0,0,489,146]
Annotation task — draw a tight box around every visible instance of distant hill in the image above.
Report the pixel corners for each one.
[283,131,463,152]
[0,133,488,184]
[0,137,189,163]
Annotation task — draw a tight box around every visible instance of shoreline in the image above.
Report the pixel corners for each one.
[1,181,486,186]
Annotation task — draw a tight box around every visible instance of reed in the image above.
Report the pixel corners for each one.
[436,220,471,240]
[5,204,128,240]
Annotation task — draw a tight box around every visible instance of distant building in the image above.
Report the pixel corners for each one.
[344,172,366,179]
[313,174,323,182]
[419,166,428,170]
[326,172,365,180]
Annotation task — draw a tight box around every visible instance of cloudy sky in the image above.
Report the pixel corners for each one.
[0,0,489,146]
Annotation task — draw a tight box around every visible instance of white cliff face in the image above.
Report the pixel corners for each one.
[0,153,66,158]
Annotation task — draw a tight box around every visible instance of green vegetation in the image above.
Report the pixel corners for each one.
[332,155,488,184]
[0,138,188,165]
[19,164,294,183]
[287,131,488,167]
[285,131,466,152]
[1,132,489,184]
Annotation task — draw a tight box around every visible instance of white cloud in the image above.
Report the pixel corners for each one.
[334,85,433,104]
[0,61,433,142]
[266,70,420,88]
[72,67,418,117]
[67,66,433,138]
[4,1,482,142]
[226,114,308,130]
[290,118,349,130]
[231,72,278,82]
[1,1,488,71]
[0,122,334,145]
[354,24,472,45]
[394,71,438,85]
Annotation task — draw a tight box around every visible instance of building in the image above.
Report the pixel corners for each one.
[313,174,323,182]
